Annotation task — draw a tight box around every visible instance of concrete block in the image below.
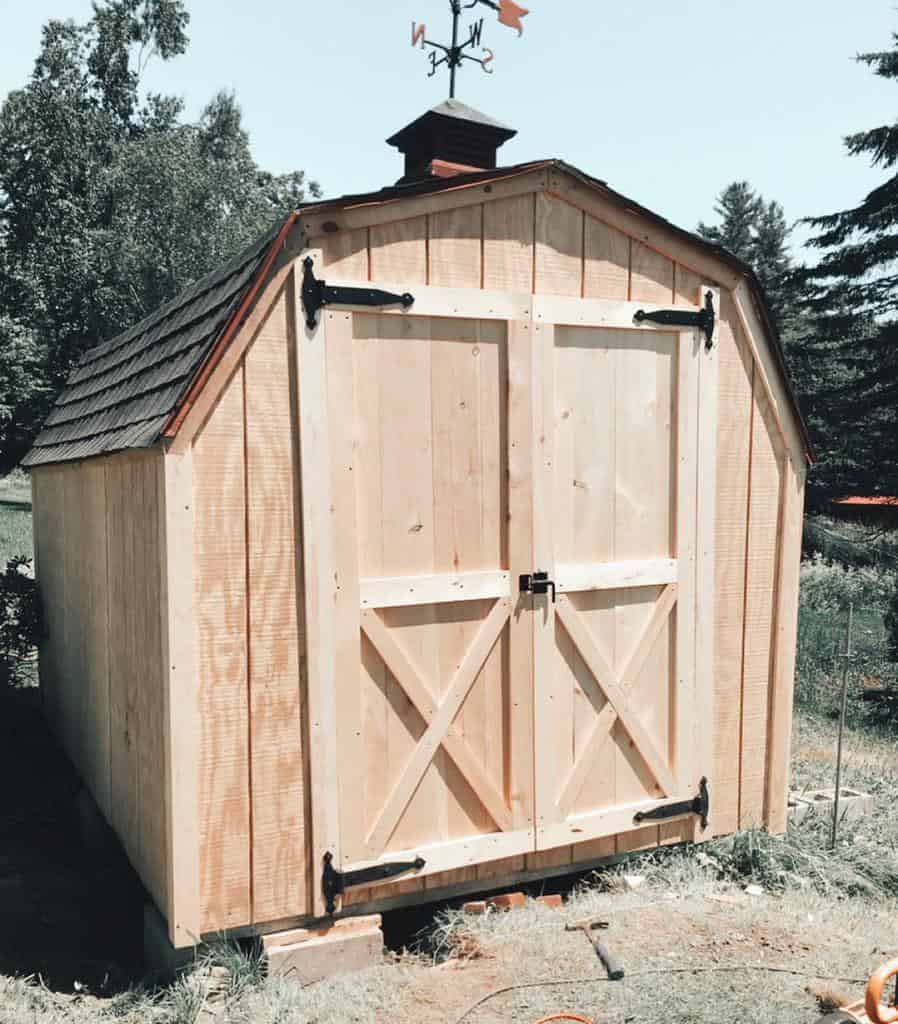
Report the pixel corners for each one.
[262,915,383,984]
[143,902,196,979]
[789,788,873,826]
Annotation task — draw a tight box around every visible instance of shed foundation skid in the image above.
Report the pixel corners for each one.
[27,103,810,951]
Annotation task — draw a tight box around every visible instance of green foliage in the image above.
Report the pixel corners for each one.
[794,555,896,716]
[0,2,321,471]
[794,33,898,506]
[697,181,795,332]
[885,579,898,662]
[0,556,41,688]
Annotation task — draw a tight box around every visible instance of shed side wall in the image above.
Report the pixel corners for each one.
[192,278,309,935]
[32,449,169,917]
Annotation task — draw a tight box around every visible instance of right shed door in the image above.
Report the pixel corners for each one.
[531,296,717,852]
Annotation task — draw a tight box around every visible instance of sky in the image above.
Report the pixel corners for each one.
[1,1,896,256]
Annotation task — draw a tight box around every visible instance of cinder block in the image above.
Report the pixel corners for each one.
[487,892,526,911]
[143,903,196,979]
[789,788,873,826]
[262,915,383,983]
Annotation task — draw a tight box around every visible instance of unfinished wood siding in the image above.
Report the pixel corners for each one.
[304,187,801,907]
[192,282,308,935]
[32,451,169,916]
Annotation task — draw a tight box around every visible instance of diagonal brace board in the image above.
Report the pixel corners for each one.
[361,599,512,854]
[554,588,679,813]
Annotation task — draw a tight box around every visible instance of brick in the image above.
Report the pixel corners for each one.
[536,894,563,910]
[462,900,488,915]
[487,892,526,911]
[262,915,383,984]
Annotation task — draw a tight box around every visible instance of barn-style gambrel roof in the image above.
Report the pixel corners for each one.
[24,160,811,467]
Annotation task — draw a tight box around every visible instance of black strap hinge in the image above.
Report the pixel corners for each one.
[322,851,426,915]
[633,777,709,831]
[634,291,716,350]
[301,256,415,330]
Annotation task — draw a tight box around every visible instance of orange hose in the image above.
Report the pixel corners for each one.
[531,1016,593,1024]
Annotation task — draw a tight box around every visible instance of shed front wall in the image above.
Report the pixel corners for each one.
[185,183,804,933]
[32,449,170,917]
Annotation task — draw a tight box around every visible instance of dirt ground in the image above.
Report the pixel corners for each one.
[1,693,896,1024]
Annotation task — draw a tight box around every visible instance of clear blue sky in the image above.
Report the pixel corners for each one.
[2,1,896,254]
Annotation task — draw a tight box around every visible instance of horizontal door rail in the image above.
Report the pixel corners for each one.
[555,558,677,594]
[360,570,511,609]
[325,281,532,323]
[533,295,701,330]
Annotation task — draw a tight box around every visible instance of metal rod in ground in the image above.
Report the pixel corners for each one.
[831,602,854,850]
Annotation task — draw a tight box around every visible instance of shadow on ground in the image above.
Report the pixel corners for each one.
[0,690,144,993]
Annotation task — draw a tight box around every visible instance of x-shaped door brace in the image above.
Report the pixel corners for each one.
[554,586,679,817]
[360,598,512,856]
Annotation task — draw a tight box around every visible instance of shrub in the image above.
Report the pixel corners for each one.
[0,556,41,688]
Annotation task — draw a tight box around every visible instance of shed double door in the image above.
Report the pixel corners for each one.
[301,284,716,910]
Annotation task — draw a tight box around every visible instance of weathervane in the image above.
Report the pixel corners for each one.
[411,0,530,99]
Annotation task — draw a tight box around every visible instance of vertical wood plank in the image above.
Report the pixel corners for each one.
[244,290,307,924]
[583,218,630,301]
[711,294,753,836]
[193,372,252,932]
[370,218,428,284]
[326,312,365,868]
[692,286,720,842]
[534,194,583,296]
[160,449,201,946]
[530,319,571,871]
[483,194,535,293]
[295,271,341,918]
[428,206,482,288]
[317,228,369,280]
[740,384,784,828]
[630,243,675,304]
[507,315,536,840]
[765,459,805,833]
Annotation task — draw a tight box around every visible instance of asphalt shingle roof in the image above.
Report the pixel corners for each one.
[22,218,287,467]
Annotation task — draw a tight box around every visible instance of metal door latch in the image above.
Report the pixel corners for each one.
[633,777,709,830]
[301,257,415,330]
[633,291,716,350]
[519,571,556,603]
[322,851,426,915]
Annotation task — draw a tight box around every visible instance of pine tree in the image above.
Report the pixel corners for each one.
[797,35,898,503]
[698,183,795,331]
[697,182,763,263]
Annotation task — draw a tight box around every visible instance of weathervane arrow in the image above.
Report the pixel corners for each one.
[496,0,529,36]
[411,0,531,98]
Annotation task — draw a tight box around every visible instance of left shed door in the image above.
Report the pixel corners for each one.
[300,287,536,912]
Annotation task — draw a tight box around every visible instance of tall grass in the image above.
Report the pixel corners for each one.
[795,553,897,718]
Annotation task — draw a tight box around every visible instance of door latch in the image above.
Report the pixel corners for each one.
[519,571,556,603]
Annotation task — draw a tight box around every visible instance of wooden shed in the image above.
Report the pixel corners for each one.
[25,102,811,950]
